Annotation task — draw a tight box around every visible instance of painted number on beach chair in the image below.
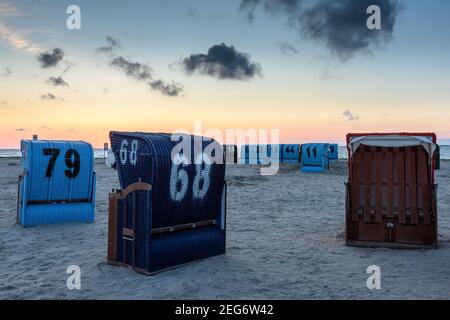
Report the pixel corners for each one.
[43,148,80,178]
[170,153,211,202]
[43,148,60,177]
[306,146,317,158]
[64,149,81,178]
[119,139,138,165]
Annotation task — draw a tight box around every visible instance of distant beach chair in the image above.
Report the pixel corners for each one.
[107,132,226,274]
[223,144,238,164]
[300,143,330,173]
[435,144,440,170]
[17,139,95,227]
[345,133,438,248]
[240,144,278,164]
[327,144,339,161]
[280,144,300,163]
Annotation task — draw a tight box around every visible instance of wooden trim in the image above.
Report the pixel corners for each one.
[123,227,134,238]
[386,149,394,218]
[107,192,118,263]
[397,150,406,224]
[363,148,372,222]
[151,220,217,236]
[347,240,437,250]
[117,182,152,200]
[375,150,383,222]
[408,148,419,224]
[351,150,361,222]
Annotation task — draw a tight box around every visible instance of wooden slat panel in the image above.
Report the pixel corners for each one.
[409,148,419,224]
[364,148,372,222]
[398,150,406,224]
[351,149,362,222]
[386,150,394,218]
[375,149,383,222]
[417,149,431,224]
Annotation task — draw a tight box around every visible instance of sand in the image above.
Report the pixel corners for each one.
[0,158,449,300]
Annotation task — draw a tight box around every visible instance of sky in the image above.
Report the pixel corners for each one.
[1,0,450,148]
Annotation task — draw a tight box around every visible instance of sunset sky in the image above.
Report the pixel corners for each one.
[1,0,450,148]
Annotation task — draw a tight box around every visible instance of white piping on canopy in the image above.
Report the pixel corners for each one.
[349,135,436,160]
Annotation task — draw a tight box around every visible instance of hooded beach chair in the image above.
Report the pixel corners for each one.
[17,139,96,227]
[107,132,226,274]
[300,143,330,172]
[345,133,438,248]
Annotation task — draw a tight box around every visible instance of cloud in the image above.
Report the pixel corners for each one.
[0,1,24,18]
[41,126,51,130]
[343,110,359,121]
[41,93,63,101]
[181,43,262,80]
[240,0,300,22]
[99,37,184,97]
[15,128,26,132]
[320,70,335,81]
[278,41,299,55]
[240,0,401,60]
[110,56,153,81]
[47,76,69,87]
[97,36,121,53]
[110,56,183,97]
[37,48,64,68]
[0,23,42,53]
[2,67,11,76]
[149,80,184,97]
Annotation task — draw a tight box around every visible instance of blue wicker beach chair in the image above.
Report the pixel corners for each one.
[17,139,95,227]
[108,132,226,274]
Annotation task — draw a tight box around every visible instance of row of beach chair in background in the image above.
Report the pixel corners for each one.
[16,132,439,275]
[223,143,339,172]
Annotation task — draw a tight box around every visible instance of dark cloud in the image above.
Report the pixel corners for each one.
[47,76,69,87]
[278,41,299,55]
[110,56,153,81]
[110,56,183,97]
[41,93,63,101]
[37,48,64,68]
[15,128,26,132]
[343,110,359,121]
[149,80,184,97]
[97,36,121,53]
[182,43,262,80]
[240,0,401,60]
[99,36,184,97]
[240,0,300,22]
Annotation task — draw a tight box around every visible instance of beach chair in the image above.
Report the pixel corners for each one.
[328,144,339,161]
[107,132,226,274]
[280,144,300,163]
[345,133,438,248]
[300,143,330,172]
[240,144,278,164]
[435,144,440,170]
[223,144,238,164]
[17,139,95,227]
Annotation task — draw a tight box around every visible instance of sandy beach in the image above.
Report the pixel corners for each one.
[0,158,449,300]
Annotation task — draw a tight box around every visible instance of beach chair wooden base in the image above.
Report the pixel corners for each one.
[346,240,437,250]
